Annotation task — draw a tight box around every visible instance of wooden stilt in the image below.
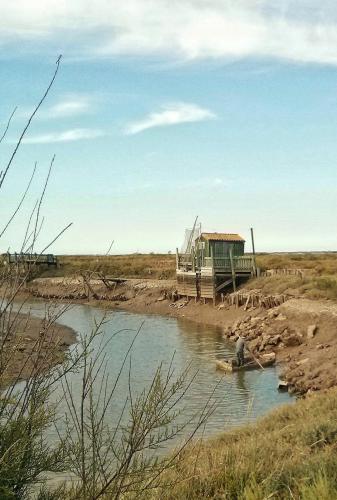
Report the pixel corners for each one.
[229,246,237,292]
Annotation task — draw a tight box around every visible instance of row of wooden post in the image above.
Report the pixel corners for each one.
[226,290,288,309]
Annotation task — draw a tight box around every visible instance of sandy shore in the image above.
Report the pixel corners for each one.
[23,276,337,395]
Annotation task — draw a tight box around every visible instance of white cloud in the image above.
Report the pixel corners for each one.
[1,1,337,65]
[48,96,91,118]
[17,94,93,120]
[20,128,104,144]
[125,102,216,135]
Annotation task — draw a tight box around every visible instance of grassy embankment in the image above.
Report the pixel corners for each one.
[38,252,337,300]
[154,389,337,499]
[252,252,337,301]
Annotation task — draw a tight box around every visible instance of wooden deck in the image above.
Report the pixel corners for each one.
[177,254,254,274]
[203,256,254,273]
[176,255,255,301]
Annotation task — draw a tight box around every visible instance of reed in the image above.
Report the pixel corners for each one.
[151,388,337,499]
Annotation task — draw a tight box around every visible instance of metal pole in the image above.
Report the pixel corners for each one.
[250,227,257,276]
[186,216,198,255]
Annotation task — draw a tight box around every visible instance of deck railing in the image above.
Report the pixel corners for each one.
[203,256,254,271]
[176,253,193,270]
[177,253,254,272]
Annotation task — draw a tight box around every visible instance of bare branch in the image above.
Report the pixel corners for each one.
[0,107,17,146]
[0,162,37,240]
[0,55,61,191]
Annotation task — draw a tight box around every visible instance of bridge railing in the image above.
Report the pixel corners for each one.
[5,253,57,266]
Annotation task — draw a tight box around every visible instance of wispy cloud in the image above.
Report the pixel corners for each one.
[178,177,229,190]
[1,2,337,65]
[125,102,216,135]
[18,94,93,120]
[48,95,91,118]
[20,128,104,144]
[108,176,229,196]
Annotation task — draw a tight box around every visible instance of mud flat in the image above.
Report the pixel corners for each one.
[0,311,76,387]
[25,277,337,395]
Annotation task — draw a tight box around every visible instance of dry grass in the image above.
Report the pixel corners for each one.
[244,275,337,300]
[39,253,176,280]
[256,252,337,276]
[50,252,337,279]
[152,389,337,499]
[243,252,337,301]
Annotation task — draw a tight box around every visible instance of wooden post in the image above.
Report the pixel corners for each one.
[209,243,216,306]
[250,227,257,276]
[229,246,236,292]
[176,247,179,270]
[191,246,195,272]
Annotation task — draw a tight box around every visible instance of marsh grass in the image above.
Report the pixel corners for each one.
[242,253,337,301]
[39,254,176,280]
[256,252,337,276]
[152,389,337,499]
[36,252,337,280]
[309,277,337,300]
[245,274,337,301]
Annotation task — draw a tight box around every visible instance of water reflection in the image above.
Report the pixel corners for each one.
[14,302,292,446]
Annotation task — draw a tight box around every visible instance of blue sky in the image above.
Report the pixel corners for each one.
[0,1,336,253]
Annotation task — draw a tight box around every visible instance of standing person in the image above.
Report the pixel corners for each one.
[235,335,246,367]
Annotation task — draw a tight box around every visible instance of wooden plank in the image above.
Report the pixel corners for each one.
[176,271,198,297]
[200,266,215,300]
[216,278,233,293]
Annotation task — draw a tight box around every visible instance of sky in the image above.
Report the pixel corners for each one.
[0,0,336,254]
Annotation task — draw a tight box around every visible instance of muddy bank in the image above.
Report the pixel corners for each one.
[223,299,337,394]
[118,287,337,395]
[1,311,76,387]
[25,277,337,395]
[27,277,252,328]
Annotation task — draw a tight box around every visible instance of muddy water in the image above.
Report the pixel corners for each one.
[22,302,292,449]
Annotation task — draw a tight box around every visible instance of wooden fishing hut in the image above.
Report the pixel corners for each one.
[176,232,256,303]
